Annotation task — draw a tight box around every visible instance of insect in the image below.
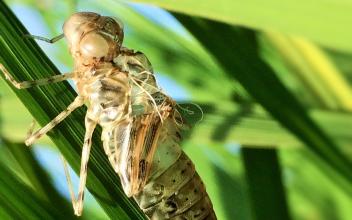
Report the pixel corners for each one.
[0,12,217,219]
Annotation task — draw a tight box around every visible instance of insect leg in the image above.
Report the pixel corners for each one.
[25,119,38,142]
[25,96,84,146]
[24,33,64,44]
[60,155,76,211]
[0,63,74,89]
[74,117,97,216]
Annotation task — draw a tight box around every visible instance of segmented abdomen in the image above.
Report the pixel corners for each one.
[134,118,217,220]
[110,50,217,219]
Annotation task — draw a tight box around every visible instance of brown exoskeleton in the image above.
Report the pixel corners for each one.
[0,12,216,219]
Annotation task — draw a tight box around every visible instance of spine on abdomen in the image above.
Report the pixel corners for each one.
[134,118,217,220]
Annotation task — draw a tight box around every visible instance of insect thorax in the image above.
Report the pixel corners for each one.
[74,62,131,127]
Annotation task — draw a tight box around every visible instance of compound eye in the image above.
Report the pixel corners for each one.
[79,32,109,59]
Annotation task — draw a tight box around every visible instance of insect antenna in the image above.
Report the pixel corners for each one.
[24,33,64,44]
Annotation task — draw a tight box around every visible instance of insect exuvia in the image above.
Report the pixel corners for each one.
[0,12,217,219]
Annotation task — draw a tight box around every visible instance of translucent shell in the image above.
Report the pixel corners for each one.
[79,32,109,59]
[63,12,100,53]
[63,12,123,62]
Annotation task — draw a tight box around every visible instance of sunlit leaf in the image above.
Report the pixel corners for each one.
[132,0,352,52]
[173,13,352,188]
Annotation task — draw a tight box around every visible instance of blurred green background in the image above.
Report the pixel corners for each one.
[0,0,352,219]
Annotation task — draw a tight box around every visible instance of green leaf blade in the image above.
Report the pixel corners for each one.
[242,148,291,220]
[133,0,352,52]
[173,14,352,186]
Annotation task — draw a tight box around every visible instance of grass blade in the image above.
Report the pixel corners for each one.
[173,14,352,185]
[265,33,352,111]
[132,0,352,52]
[2,138,72,214]
[183,102,352,150]
[241,148,291,220]
[0,160,73,219]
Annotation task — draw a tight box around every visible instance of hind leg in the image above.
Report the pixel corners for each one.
[73,117,96,216]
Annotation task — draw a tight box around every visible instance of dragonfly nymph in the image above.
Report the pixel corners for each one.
[0,12,217,220]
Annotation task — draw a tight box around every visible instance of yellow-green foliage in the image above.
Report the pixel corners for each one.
[1,0,351,220]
